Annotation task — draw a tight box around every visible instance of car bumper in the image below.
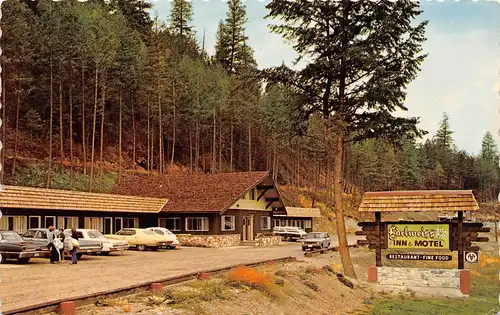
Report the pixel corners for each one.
[108,245,129,252]
[157,241,173,248]
[1,250,45,259]
[76,247,103,254]
[302,243,321,249]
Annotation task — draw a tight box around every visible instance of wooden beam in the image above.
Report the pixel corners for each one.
[257,188,270,201]
[375,212,382,267]
[457,211,464,269]
[257,185,274,190]
[265,200,274,210]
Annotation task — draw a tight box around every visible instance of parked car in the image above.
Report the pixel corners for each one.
[146,227,179,249]
[0,230,49,263]
[301,232,331,251]
[105,228,170,251]
[64,229,129,255]
[273,226,308,241]
[22,228,103,259]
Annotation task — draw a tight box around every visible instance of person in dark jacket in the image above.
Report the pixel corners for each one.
[57,227,65,263]
[47,226,60,264]
[70,228,79,264]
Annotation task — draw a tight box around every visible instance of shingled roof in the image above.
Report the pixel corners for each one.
[0,185,168,213]
[111,171,279,213]
[358,190,479,212]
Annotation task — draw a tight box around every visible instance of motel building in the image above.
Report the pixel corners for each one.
[0,171,320,247]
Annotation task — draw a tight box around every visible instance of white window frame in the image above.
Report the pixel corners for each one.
[185,217,209,232]
[57,216,79,230]
[221,216,236,231]
[29,216,41,229]
[44,216,56,228]
[123,217,139,229]
[84,217,104,232]
[158,217,181,231]
[261,216,271,230]
[0,215,27,233]
[304,220,312,229]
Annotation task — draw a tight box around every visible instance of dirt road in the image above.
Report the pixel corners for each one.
[1,236,360,313]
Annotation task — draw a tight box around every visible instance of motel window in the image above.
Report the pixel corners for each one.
[159,218,181,231]
[123,218,139,229]
[249,189,255,200]
[186,217,209,232]
[304,220,312,229]
[261,216,271,230]
[58,217,79,230]
[45,216,56,228]
[0,216,27,233]
[84,217,103,232]
[29,216,41,229]
[221,216,235,231]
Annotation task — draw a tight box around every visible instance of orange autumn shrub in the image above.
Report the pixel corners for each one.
[228,266,272,290]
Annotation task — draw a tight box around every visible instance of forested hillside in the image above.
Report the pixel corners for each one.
[1,0,499,203]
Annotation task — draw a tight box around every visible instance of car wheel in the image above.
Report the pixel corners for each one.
[17,258,30,264]
[76,253,83,259]
[101,251,110,256]
[137,244,146,251]
[302,247,306,251]
[167,246,176,250]
[151,247,159,251]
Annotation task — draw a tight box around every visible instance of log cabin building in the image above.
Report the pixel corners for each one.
[0,171,287,242]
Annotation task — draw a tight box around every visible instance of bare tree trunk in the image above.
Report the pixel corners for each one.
[157,77,163,173]
[58,64,64,172]
[230,122,233,172]
[118,90,122,182]
[99,83,105,192]
[212,107,216,173]
[147,98,150,173]
[12,76,20,175]
[219,112,222,172]
[195,121,199,172]
[81,62,87,175]
[69,66,74,186]
[248,122,252,172]
[334,133,357,278]
[47,59,54,188]
[171,83,176,165]
[1,66,5,182]
[150,114,154,173]
[132,102,136,175]
[190,130,193,172]
[89,67,98,192]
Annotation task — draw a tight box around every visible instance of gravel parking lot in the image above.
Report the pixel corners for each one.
[1,244,304,313]
[1,235,359,313]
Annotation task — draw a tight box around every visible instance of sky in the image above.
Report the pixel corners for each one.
[148,0,500,156]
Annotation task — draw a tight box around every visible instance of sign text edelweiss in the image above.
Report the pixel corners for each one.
[387,224,450,250]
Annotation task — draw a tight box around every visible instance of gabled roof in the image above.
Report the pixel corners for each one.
[358,190,479,212]
[0,185,168,213]
[283,207,322,218]
[111,171,282,213]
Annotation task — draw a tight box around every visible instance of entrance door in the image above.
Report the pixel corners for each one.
[104,217,113,234]
[242,216,254,241]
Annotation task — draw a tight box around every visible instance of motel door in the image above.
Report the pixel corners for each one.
[242,216,254,241]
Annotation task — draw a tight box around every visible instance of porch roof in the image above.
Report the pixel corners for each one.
[0,185,168,213]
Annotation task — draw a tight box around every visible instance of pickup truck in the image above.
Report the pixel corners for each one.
[273,226,308,241]
[0,230,49,263]
[22,228,103,259]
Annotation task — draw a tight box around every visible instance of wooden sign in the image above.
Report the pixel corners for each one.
[386,253,452,261]
[387,223,450,250]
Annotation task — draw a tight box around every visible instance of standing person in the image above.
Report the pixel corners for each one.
[47,226,58,264]
[70,228,80,264]
[57,227,66,263]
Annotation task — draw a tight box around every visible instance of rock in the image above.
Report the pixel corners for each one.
[275,278,285,286]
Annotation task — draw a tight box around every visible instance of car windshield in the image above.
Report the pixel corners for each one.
[143,230,158,236]
[0,231,23,242]
[88,231,104,239]
[306,233,322,239]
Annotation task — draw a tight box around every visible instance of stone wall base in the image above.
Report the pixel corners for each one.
[367,266,470,299]
[177,234,240,248]
[254,235,282,247]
